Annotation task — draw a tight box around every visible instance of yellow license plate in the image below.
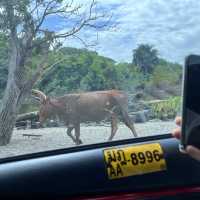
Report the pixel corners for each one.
[104,143,167,179]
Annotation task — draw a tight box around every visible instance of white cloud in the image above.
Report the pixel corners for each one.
[61,0,200,64]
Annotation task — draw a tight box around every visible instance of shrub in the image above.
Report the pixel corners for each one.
[148,96,181,120]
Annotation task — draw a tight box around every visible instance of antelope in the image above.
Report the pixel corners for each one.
[32,89,137,145]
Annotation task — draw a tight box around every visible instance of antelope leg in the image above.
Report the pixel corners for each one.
[66,126,76,144]
[108,113,118,141]
[74,123,82,145]
[121,110,137,137]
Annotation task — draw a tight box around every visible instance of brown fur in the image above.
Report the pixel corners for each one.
[33,90,137,145]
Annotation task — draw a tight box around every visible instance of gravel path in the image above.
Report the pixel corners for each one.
[0,121,177,159]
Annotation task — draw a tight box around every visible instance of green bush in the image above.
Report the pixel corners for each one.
[149,96,181,120]
[150,63,181,88]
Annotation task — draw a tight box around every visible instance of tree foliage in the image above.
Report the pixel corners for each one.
[36,47,136,95]
[0,44,182,99]
[133,44,159,74]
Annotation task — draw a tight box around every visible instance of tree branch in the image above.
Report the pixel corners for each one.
[34,0,56,33]
[34,0,80,34]
[53,1,112,39]
[35,57,68,86]
[26,55,67,90]
[71,33,99,48]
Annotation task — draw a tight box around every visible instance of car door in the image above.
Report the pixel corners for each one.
[0,134,200,199]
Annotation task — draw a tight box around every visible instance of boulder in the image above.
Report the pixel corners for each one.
[130,110,150,123]
[46,120,59,127]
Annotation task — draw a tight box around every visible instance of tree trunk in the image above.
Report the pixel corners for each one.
[0,39,28,145]
[0,80,26,145]
[16,111,38,122]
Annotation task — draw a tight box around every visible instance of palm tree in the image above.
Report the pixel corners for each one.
[133,44,159,75]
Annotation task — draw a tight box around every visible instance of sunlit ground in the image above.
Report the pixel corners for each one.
[0,121,177,159]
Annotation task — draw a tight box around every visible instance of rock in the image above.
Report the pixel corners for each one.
[144,85,168,99]
[16,121,27,130]
[143,109,154,120]
[46,120,59,127]
[135,112,147,123]
[27,120,31,129]
[31,122,41,129]
[130,110,149,123]
[134,92,144,100]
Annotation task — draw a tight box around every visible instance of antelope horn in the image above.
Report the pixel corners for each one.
[31,96,41,102]
[32,89,47,103]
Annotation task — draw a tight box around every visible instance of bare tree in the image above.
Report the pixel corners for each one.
[0,0,111,145]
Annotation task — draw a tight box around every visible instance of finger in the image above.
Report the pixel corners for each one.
[179,148,187,154]
[175,116,182,126]
[172,127,181,139]
[186,145,200,161]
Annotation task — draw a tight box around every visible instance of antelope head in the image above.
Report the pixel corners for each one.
[32,89,51,124]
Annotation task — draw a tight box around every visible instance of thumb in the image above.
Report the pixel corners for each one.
[186,145,200,161]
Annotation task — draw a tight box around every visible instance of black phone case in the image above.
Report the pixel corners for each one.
[181,54,200,149]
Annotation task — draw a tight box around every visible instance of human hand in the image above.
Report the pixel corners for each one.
[172,116,200,161]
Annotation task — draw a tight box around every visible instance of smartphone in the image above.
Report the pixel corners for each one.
[181,54,200,150]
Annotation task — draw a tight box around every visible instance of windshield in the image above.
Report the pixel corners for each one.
[0,0,195,159]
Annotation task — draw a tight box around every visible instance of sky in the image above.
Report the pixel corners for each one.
[45,0,200,64]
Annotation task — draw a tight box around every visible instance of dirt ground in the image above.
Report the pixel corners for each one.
[0,121,177,159]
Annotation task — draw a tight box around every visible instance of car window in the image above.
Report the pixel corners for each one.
[0,0,196,159]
